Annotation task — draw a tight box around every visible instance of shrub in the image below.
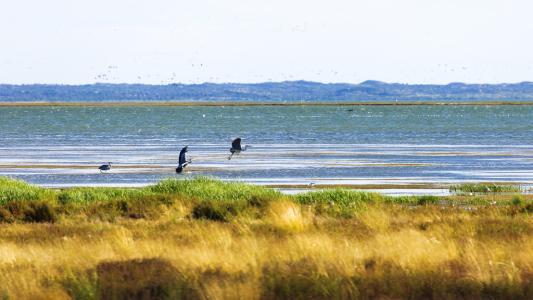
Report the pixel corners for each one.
[123,195,174,219]
[62,271,98,300]
[522,203,533,213]
[23,201,57,223]
[67,196,172,222]
[191,199,251,222]
[511,195,524,206]
[416,195,440,205]
[0,200,57,223]
[96,258,198,299]
[261,258,357,299]
[0,207,14,223]
[192,201,228,221]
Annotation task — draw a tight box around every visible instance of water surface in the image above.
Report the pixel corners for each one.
[1,105,532,190]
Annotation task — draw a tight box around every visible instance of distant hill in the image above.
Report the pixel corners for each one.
[1,80,533,102]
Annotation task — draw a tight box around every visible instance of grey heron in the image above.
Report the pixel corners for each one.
[228,138,250,160]
[176,146,191,173]
[98,162,111,173]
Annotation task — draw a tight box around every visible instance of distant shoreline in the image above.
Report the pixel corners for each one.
[2,81,533,102]
[2,101,533,107]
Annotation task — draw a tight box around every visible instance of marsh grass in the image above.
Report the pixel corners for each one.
[150,178,283,221]
[0,177,532,299]
[0,177,282,222]
[295,189,384,217]
[151,177,281,202]
[57,187,154,205]
[0,177,55,205]
[450,183,521,194]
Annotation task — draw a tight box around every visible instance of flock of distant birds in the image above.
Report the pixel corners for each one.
[98,138,249,174]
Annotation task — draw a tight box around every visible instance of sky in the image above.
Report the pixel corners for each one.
[1,0,532,85]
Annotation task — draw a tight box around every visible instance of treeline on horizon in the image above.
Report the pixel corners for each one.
[1,80,533,102]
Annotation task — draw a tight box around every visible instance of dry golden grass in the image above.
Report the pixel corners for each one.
[0,203,531,299]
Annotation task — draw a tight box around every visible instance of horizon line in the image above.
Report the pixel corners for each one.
[2,80,533,86]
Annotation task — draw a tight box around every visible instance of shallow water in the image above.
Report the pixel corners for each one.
[0,105,532,189]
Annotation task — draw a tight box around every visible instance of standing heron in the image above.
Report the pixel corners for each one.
[176,146,191,173]
[98,162,111,173]
[228,138,250,160]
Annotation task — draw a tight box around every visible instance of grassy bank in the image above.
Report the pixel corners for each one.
[0,177,531,299]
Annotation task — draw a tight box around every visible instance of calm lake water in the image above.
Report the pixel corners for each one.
[1,105,532,191]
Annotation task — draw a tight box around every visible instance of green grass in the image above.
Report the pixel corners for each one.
[0,176,531,223]
[449,183,521,194]
[61,270,98,300]
[0,177,285,222]
[150,177,281,202]
[151,177,284,221]
[0,177,55,205]
[58,187,154,205]
[295,189,385,217]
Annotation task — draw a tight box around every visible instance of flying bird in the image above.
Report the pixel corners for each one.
[98,162,111,173]
[176,146,191,173]
[228,138,250,160]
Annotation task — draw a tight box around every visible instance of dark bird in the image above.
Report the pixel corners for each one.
[98,162,111,173]
[228,138,250,160]
[176,146,191,173]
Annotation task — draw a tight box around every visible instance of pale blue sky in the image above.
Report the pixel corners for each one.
[1,0,532,84]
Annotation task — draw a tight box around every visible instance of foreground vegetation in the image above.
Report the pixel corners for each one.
[0,177,531,299]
